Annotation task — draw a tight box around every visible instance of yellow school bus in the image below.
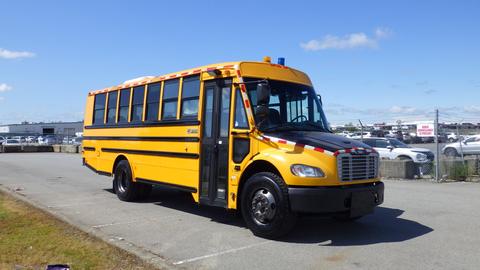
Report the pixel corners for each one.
[82,57,384,238]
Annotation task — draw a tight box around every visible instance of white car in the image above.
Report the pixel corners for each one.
[361,137,434,163]
[442,134,480,156]
[336,131,352,137]
[4,139,21,146]
[350,132,372,140]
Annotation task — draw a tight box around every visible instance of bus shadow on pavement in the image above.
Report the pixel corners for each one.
[134,187,245,227]
[282,207,434,245]
[105,187,433,245]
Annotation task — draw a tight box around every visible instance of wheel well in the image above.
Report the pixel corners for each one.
[112,155,128,175]
[237,160,282,208]
[397,155,412,160]
[444,147,458,154]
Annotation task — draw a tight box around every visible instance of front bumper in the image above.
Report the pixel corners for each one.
[288,182,384,216]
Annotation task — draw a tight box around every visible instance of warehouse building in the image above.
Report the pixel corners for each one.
[0,121,84,136]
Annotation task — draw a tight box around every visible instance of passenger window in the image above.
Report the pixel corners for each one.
[363,139,375,147]
[181,76,200,118]
[162,79,179,119]
[93,93,106,124]
[376,140,389,148]
[219,86,231,137]
[234,89,249,129]
[106,91,118,123]
[145,83,161,121]
[203,86,214,138]
[131,86,145,122]
[118,88,131,123]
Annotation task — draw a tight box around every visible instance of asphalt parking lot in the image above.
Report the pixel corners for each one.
[1,153,480,270]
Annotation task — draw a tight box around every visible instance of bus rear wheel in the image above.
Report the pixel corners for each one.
[241,172,297,239]
[113,160,150,201]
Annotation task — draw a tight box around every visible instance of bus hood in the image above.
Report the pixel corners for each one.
[264,131,372,153]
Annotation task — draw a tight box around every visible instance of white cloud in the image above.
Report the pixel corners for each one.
[423,89,436,95]
[374,27,393,39]
[300,27,392,51]
[464,105,480,113]
[389,105,417,114]
[0,83,12,92]
[0,48,35,59]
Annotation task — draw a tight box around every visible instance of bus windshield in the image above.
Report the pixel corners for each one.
[246,78,330,132]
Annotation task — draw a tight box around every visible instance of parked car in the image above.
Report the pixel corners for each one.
[336,131,352,137]
[72,137,83,145]
[360,137,434,163]
[62,136,83,145]
[446,132,458,142]
[384,131,396,138]
[39,135,58,145]
[442,135,480,157]
[26,136,37,143]
[370,130,386,137]
[350,132,372,140]
[4,139,21,146]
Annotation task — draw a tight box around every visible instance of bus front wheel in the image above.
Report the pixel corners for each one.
[240,172,297,239]
[113,160,151,201]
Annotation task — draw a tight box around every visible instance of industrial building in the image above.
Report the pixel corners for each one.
[0,121,84,136]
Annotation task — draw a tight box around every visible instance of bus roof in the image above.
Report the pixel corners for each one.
[89,61,312,96]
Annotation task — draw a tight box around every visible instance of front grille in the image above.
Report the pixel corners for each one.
[337,154,378,181]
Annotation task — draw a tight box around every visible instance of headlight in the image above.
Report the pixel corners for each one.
[416,153,427,161]
[291,164,325,177]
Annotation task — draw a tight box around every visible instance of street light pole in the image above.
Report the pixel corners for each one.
[435,109,440,181]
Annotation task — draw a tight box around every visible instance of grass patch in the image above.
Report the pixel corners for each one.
[0,191,160,270]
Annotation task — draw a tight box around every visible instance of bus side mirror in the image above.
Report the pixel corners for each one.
[256,83,270,105]
[317,94,323,106]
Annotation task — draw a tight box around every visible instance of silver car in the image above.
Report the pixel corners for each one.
[442,135,480,156]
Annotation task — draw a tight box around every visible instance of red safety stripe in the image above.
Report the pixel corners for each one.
[89,64,238,95]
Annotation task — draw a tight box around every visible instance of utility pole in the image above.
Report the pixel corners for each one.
[358,119,364,142]
[435,109,440,181]
[456,121,465,166]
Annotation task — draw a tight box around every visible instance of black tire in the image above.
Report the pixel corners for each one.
[444,148,458,157]
[240,172,297,239]
[113,160,142,202]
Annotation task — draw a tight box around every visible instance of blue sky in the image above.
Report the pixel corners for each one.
[1,0,479,125]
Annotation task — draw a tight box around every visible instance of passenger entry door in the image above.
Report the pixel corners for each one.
[200,79,231,207]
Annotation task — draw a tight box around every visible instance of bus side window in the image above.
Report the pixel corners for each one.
[106,91,118,123]
[93,93,106,125]
[234,89,249,129]
[181,76,200,118]
[162,79,179,120]
[145,83,161,121]
[131,86,145,122]
[118,88,131,123]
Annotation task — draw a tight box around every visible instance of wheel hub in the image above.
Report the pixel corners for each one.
[118,171,127,193]
[251,188,276,224]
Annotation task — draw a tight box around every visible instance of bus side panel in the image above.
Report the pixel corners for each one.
[82,95,97,169]
[89,132,201,191]
[129,154,200,189]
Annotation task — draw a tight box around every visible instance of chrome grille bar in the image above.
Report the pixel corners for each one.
[337,153,379,181]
